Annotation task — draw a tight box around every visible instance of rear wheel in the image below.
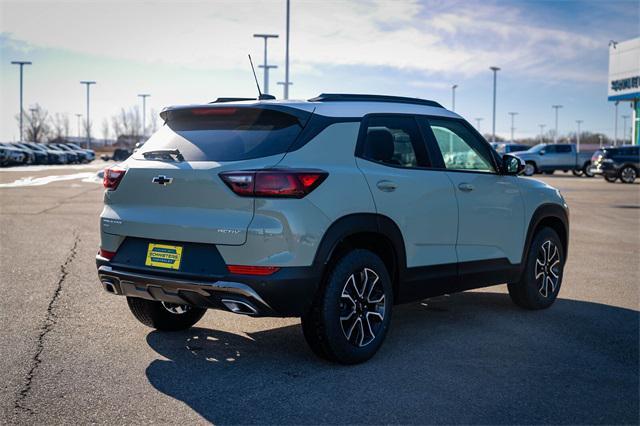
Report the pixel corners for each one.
[126,297,207,331]
[620,166,637,184]
[543,170,554,175]
[508,227,564,310]
[604,174,618,183]
[301,249,393,364]
[572,170,583,177]
[583,162,595,177]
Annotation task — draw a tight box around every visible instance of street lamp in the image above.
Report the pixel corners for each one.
[11,61,32,141]
[552,105,563,143]
[253,34,279,95]
[475,117,483,133]
[614,101,619,146]
[539,124,546,143]
[80,81,96,148]
[576,120,583,152]
[489,66,500,142]
[138,94,150,137]
[284,0,291,99]
[508,112,518,142]
[451,84,458,111]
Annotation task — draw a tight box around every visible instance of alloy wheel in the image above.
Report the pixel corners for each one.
[534,240,561,298]
[524,164,535,176]
[621,167,637,183]
[161,301,190,315]
[339,268,386,347]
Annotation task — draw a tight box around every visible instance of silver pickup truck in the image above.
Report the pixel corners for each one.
[514,143,596,177]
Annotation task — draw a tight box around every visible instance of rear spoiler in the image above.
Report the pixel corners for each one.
[159,104,315,127]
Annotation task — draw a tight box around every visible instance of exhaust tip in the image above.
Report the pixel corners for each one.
[102,281,116,294]
[221,299,258,316]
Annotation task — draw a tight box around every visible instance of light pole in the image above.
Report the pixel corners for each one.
[277,81,293,98]
[614,101,619,145]
[475,117,483,133]
[76,114,82,138]
[80,81,96,148]
[138,94,150,137]
[253,34,279,95]
[489,66,500,142]
[284,0,291,99]
[11,61,32,141]
[451,84,458,111]
[622,115,630,143]
[576,120,583,153]
[539,124,546,143]
[509,112,518,142]
[552,105,563,143]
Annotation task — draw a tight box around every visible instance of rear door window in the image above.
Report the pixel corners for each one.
[137,107,306,162]
[360,115,430,168]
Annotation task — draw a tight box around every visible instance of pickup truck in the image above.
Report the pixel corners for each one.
[513,143,596,177]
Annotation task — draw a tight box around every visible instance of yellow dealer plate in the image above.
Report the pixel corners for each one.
[145,243,183,270]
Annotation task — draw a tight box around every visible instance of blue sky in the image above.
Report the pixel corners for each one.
[0,0,638,141]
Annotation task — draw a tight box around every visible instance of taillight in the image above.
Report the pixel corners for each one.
[227,265,280,276]
[103,166,126,190]
[220,169,328,198]
[99,248,116,260]
[191,107,237,116]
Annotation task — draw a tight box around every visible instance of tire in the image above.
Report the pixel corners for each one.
[126,297,207,331]
[583,162,595,177]
[523,162,536,176]
[543,170,554,175]
[301,249,393,364]
[620,166,637,184]
[508,227,564,310]
[604,174,617,183]
[572,170,583,177]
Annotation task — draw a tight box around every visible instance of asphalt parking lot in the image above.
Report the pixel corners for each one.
[0,164,638,425]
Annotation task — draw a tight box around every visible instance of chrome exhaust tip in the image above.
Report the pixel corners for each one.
[102,280,116,294]
[221,299,258,316]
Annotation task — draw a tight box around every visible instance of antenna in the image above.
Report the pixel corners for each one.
[248,54,275,100]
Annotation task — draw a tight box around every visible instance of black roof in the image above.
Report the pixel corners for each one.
[308,93,443,108]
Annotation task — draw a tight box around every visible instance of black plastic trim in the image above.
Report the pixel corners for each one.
[308,93,443,108]
[521,203,569,270]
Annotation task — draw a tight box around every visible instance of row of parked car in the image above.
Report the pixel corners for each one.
[0,142,95,167]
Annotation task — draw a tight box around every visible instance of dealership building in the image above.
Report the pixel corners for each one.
[608,37,639,145]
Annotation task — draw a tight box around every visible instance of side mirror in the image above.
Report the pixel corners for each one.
[502,154,524,175]
[539,150,545,155]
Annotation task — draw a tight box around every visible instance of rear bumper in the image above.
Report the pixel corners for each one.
[96,257,321,317]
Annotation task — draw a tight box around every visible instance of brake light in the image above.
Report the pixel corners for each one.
[227,265,280,276]
[99,248,116,260]
[191,107,237,116]
[220,170,328,198]
[103,166,126,190]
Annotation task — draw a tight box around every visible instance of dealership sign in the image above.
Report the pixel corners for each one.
[608,37,640,101]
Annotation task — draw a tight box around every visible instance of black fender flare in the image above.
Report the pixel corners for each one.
[312,213,407,279]
[521,203,569,266]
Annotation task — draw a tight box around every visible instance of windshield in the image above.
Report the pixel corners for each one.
[67,143,83,150]
[137,107,305,162]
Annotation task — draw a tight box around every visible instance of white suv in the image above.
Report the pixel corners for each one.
[97,93,569,364]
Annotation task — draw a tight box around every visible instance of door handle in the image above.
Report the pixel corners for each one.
[376,180,398,192]
[458,183,474,192]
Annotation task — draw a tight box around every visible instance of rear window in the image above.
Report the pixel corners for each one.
[137,107,305,162]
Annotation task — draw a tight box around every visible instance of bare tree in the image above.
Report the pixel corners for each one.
[101,118,111,142]
[111,107,141,139]
[50,113,70,140]
[16,104,51,142]
[149,108,159,133]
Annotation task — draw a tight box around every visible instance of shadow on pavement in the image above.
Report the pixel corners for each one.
[145,292,639,425]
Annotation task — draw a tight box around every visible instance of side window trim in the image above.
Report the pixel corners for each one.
[355,113,432,169]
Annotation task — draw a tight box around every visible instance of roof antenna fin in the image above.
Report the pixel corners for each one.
[248,54,275,100]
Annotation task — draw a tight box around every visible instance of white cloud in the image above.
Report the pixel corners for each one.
[0,0,606,82]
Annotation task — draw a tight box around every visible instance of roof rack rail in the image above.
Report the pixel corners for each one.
[210,97,256,103]
[308,93,443,108]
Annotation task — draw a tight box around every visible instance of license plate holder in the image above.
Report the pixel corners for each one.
[145,243,183,270]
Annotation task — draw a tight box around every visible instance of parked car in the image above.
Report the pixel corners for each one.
[592,145,640,184]
[24,142,68,164]
[64,142,96,162]
[49,143,80,163]
[0,142,27,166]
[8,143,36,164]
[514,143,596,177]
[11,142,48,164]
[96,93,569,364]
[492,143,531,155]
[101,148,132,162]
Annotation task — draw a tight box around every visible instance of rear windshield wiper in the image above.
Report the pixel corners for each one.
[141,148,185,162]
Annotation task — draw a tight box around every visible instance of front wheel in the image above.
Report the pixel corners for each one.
[127,297,207,331]
[620,166,637,184]
[604,174,618,183]
[583,162,595,177]
[523,163,536,176]
[301,249,393,364]
[508,227,564,310]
